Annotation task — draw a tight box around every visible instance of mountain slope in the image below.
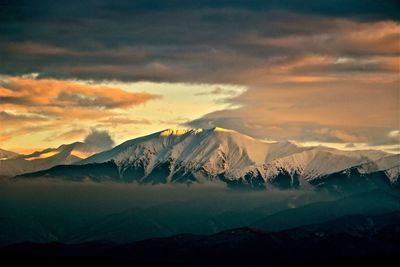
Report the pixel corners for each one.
[0,142,101,177]
[252,190,400,231]
[0,148,19,160]
[16,128,400,189]
[2,211,400,266]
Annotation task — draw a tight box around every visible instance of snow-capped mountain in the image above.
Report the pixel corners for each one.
[0,142,102,177]
[16,128,400,191]
[78,127,305,179]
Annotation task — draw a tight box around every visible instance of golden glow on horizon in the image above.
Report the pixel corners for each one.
[25,151,59,160]
[70,150,96,159]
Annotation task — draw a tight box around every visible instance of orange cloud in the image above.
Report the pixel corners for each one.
[0,77,160,109]
[0,77,160,143]
[0,123,60,142]
[234,19,400,86]
[43,128,88,142]
[243,20,399,56]
[188,76,399,145]
[99,117,152,127]
[0,111,48,125]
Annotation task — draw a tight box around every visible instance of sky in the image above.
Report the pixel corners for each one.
[0,0,399,153]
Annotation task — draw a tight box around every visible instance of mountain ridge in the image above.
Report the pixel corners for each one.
[13,128,400,190]
[0,142,103,177]
[2,211,400,265]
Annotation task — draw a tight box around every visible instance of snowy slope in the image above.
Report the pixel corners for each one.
[261,146,390,180]
[75,128,398,185]
[357,154,400,184]
[80,128,268,166]
[0,142,101,177]
[78,128,305,180]
[16,128,399,189]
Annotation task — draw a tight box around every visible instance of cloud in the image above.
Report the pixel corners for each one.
[159,117,191,125]
[0,76,160,143]
[84,129,115,150]
[0,111,54,142]
[345,143,356,148]
[195,87,238,96]
[0,111,48,124]
[99,117,152,126]
[0,2,398,83]
[43,128,88,142]
[368,130,400,146]
[0,123,60,143]
[186,78,399,145]
[0,76,160,126]
[0,1,398,149]
[186,115,399,146]
[0,77,160,110]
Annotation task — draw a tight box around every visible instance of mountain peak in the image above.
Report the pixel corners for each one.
[159,128,204,136]
[159,127,236,137]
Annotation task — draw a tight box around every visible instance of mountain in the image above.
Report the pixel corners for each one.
[2,211,399,266]
[0,148,19,160]
[0,189,398,246]
[252,190,400,231]
[66,190,400,244]
[0,142,102,177]
[16,128,400,190]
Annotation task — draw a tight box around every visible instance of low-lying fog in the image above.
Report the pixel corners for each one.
[0,179,332,217]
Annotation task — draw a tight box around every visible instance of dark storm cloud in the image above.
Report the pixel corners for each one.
[0,0,398,82]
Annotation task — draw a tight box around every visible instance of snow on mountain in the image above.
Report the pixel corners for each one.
[385,166,400,184]
[358,154,400,172]
[78,128,303,180]
[0,142,102,177]
[14,128,399,189]
[357,154,400,184]
[71,128,398,187]
[262,146,390,180]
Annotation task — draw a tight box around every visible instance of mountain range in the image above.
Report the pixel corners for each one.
[4,127,400,191]
[0,142,101,178]
[2,210,399,266]
[1,189,398,246]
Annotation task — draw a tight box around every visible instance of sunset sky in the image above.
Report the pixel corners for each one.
[0,0,399,153]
